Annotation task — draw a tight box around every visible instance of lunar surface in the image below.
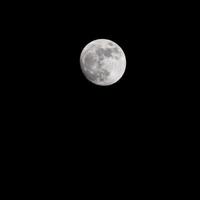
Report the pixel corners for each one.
[80,39,126,86]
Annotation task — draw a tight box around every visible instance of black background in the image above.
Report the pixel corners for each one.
[14,3,180,127]
[5,1,186,146]
[4,1,187,147]
[2,1,189,194]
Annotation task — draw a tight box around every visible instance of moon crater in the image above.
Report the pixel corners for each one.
[80,39,126,86]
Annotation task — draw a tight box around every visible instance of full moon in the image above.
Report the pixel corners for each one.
[80,39,126,86]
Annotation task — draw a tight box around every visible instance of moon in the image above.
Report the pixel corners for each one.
[80,39,126,86]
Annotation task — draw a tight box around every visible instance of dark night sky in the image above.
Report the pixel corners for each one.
[7,1,183,143]
[33,2,175,114]
[3,2,188,191]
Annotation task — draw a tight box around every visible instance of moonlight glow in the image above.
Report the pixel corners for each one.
[80,39,126,86]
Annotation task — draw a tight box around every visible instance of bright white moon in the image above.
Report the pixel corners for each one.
[80,39,126,86]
